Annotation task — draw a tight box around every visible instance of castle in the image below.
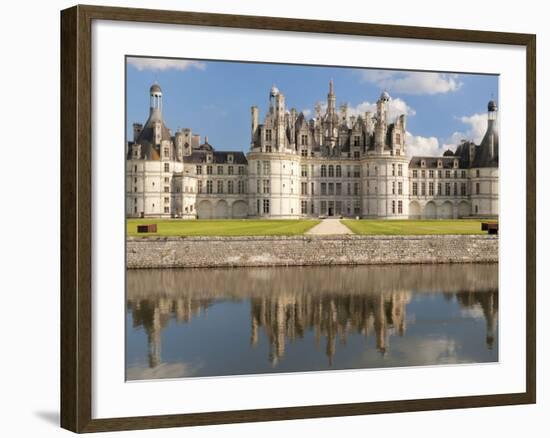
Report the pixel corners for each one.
[126,82,498,219]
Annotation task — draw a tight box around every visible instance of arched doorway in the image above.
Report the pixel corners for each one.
[215,200,229,219]
[231,200,248,218]
[438,201,453,219]
[197,200,213,219]
[424,201,437,219]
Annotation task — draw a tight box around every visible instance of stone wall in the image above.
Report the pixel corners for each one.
[126,235,498,269]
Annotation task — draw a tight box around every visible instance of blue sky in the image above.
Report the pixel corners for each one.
[126,57,498,157]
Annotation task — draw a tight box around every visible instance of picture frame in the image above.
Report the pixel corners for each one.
[60,4,536,433]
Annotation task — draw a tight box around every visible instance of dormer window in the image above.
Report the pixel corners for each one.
[228,154,234,163]
[207,153,213,163]
[453,159,459,168]
[437,160,443,168]
[421,160,426,168]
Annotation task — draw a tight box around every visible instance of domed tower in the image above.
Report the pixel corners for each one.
[470,99,499,218]
[149,83,163,116]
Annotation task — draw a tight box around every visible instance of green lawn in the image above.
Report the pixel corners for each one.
[127,219,321,237]
[341,219,493,235]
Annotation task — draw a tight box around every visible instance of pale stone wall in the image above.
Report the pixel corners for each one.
[127,235,498,269]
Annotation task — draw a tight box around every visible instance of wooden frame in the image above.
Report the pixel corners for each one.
[60,4,536,433]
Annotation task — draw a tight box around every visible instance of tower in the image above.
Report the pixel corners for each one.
[149,82,162,117]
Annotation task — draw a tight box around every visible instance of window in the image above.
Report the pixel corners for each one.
[454,170,458,179]
[429,170,434,178]
[328,165,334,177]
[445,170,451,178]
[196,165,202,175]
[437,183,442,196]
[263,161,271,175]
[392,164,396,176]
[392,200,396,214]
[413,170,418,178]
[265,129,272,141]
[421,170,426,178]
[453,182,458,196]
[133,186,137,193]
[301,182,308,195]
[396,133,401,144]
[301,201,307,214]
[412,183,418,196]
[328,183,334,195]
[164,186,170,193]
[398,164,403,177]
[310,182,315,195]
[263,199,270,214]
[398,200,403,214]
[429,182,434,196]
[228,166,234,175]
[207,165,212,175]
[263,179,270,194]
[438,170,442,178]
[134,165,137,173]
[354,151,360,159]
[301,149,308,157]
[476,169,480,177]
[461,170,466,178]
[238,166,245,175]
[217,180,224,193]
[354,200,360,215]
[238,180,244,194]
[256,161,261,175]
[476,182,480,194]
[164,197,170,204]
[398,182,403,195]
[164,177,169,183]
[353,166,360,177]
[321,183,327,195]
[164,163,170,172]
[301,165,308,177]
[421,182,426,196]
[392,181,396,195]
[197,180,203,193]
[353,136,361,146]
[353,183,359,195]
[445,183,451,196]
[206,180,213,194]
[336,166,341,177]
[320,201,327,215]
[164,147,169,157]
[301,134,308,145]
[336,183,342,195]
[461,183,467,196]
[164,207,169,213]
[321,165,327,177]
[227,180,234,194]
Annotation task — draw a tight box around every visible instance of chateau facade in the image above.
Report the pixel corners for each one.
[126,82,499,219]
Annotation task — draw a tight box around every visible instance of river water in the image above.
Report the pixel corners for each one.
[126,264,498,380]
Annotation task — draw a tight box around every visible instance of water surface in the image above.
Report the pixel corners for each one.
[126,264,498,380]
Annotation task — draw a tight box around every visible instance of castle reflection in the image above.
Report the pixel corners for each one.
[127,264,498,371]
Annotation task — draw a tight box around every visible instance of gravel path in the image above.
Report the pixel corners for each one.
[306,219,354,235]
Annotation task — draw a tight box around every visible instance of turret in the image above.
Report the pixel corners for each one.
[149,83,162,119]
[251,106,259,148]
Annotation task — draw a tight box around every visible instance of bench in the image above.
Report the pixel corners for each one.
[481,222,498,235]
[137,224,157,233]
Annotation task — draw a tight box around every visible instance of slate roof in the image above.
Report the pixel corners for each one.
[182,150,248,165]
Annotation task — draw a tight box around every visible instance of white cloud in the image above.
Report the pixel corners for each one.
[442,113,490,150]
[405,132,444,157]
[361,70,462,95]
[346,97,416,121]
[128,57,206,72]
[301,109,312,118]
